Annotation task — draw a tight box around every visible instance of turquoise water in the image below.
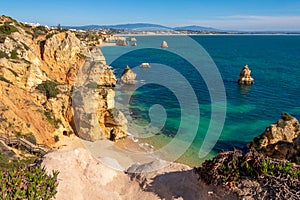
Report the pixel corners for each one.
[102,35,300,166]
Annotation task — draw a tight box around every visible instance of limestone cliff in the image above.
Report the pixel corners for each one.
[0,16,127,146]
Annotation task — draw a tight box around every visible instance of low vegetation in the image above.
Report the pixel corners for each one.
[36,80,59,99]
[195,149,300,199]
[0,24,18,35]
[10,50,17,59]
[0,155,58,200]
[0,51,8,59]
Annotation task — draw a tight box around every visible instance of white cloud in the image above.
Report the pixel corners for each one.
[191,15,300,31]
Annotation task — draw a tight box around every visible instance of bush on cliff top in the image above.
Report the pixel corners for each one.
[195,149,300,199]
[0,24,18,35]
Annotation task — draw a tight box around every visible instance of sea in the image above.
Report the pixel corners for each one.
[101,35,300,166]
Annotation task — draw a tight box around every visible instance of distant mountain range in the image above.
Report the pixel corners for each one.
[65,23,223,32]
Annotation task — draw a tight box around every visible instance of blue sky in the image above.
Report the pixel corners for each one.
[1,0,300,31]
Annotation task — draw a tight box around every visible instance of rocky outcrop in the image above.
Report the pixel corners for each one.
[140,62,150,68]
[249,113,300,163]
[120,65,136,85]
[41,31,87,85]
[129,37,137,42]
[238,65,254,85]
[161,41,168,48]
[116,37,129,46]
[71,57,127,141]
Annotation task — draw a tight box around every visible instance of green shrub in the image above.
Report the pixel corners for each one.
[10,50,17,59]
[36,80,59,99]
[0,34,6,43]
[14,131,22,138]
[0,164,58,199]
[77,53,87,59]
[0,51,8,58]
[44,111,55,126]
[33,26,48,38]
[0,24,18,35]
[85,81,98,89]
[24,132,37,145]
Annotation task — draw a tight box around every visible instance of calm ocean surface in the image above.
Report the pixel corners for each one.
[102,35,300,166]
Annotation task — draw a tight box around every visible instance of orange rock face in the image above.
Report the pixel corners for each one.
[0,16,127,146]
[238,65,254,85]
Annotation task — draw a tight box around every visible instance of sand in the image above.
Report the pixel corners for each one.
[44,136,237,200]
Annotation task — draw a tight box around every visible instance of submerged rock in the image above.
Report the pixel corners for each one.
[238,65,254,85]
[161,41,168,48]
[120,65,136,85]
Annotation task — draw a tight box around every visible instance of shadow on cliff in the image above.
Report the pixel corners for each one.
[144,170,203,200]
[143,170,236,200]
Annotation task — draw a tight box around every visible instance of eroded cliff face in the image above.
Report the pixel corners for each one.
[0,16,127,146]
[71,59,127,141]
[249,114,300,163]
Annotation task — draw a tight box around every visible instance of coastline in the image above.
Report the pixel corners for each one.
[115,33,300,37]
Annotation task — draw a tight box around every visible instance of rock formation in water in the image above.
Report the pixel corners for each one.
[140,62,150,68]
[161,41,168,48]
[116,37,129,46]
[120,65,136,85]
[238,65,254,85]
[129,37,137,42]
[249,113,300,163]
[0,16,127,145]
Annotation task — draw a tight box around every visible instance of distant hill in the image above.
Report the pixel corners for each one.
[65,23,222,32]
[66,23,172,30]
[173,25,221,32]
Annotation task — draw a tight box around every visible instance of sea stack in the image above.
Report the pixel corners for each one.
[129,37,137,42]
[140,63,150,68]
[120,65,136,85]
[238,65,254,85]
[161,41,168,48]
[116,37,129,46]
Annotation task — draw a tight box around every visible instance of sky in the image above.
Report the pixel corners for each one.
[1,0,300,31]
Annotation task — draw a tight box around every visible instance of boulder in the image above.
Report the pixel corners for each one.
[238,65,254,85]
[161,41,168,48]
[120,65,136,85]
